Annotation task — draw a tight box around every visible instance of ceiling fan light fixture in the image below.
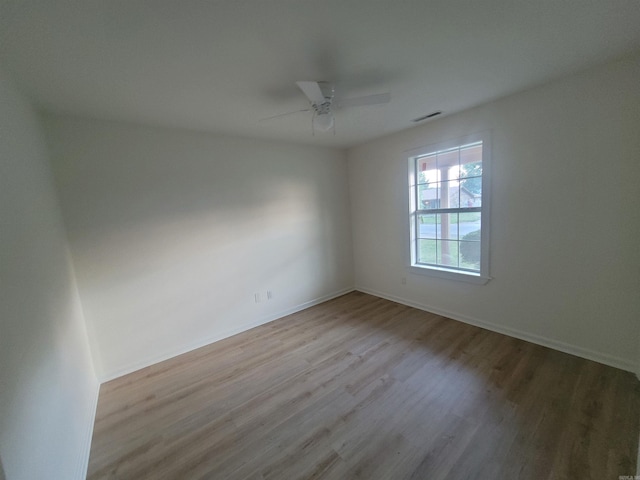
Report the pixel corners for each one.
[313,112,334,132]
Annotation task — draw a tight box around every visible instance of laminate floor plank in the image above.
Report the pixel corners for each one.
[87,292,640,479]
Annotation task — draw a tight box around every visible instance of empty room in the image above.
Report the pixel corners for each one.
[1,1,640,479]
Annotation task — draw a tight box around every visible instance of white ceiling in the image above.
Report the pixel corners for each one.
[1,0,640,148]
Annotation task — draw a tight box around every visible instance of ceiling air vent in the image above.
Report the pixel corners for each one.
[412,111,442,123]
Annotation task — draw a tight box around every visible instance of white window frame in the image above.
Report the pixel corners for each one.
[406,132,491,284]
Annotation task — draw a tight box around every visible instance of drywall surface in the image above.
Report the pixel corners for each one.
[0,72,98,479]
[43,116,354,380]
[348,54,640,371]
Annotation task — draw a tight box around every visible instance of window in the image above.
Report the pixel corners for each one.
[408,134,490,283]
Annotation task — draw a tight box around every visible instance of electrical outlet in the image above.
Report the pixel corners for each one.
[267,290,273,300]
[254,293,261,303]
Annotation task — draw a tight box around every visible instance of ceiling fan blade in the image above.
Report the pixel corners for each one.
[336,92,390,109]
[258,108,311,122]
[296,81,326,105]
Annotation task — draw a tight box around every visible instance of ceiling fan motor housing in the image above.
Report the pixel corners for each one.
[313,101,332,115]
[312,82,334,115]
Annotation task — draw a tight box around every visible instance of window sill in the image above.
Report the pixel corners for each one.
[408,265,491,284]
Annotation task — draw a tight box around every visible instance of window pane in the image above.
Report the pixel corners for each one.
[418,184,440,209]
[460,143,483,167]
[449,165,461,182]
[460,162,482,178]
[460,227,482,271]
[440,180,459,208]
[439,213,458,241]
[460,180,481,207]
[417,155,437,184]
[460,163,482,210]
[417,154,440,181]
[446,213,460,241]
[437,240,459,267]
[459,146,482,209]
[436,149,458,171]
[459,215,481,240]
[417,239,437,264]
[417,214,438,239]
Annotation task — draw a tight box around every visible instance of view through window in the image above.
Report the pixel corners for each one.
[409,140,484,275]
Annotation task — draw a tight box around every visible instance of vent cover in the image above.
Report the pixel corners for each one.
[412,111,442,123]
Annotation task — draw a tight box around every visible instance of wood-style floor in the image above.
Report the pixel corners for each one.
[87,292,640,480]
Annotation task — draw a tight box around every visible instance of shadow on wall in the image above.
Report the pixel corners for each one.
[0,72,97,479]
[48,120,321,235]
[45,119,340,286]
[61,156,337,311]
[42,116,352,376]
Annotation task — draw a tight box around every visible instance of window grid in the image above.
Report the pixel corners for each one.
[411,141,483,274]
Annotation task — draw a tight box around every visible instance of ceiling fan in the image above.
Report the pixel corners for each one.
[263,81,390,134]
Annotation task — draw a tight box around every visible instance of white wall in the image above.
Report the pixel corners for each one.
[348,54,640,372]
[43,115,354,380]
[0,72,98,479]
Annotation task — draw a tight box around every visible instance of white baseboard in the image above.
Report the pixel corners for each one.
[355,286,636,374]
[99,286,355,383]
[78,380,100,479]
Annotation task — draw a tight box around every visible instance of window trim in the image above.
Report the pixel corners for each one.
[405,132,492,284]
